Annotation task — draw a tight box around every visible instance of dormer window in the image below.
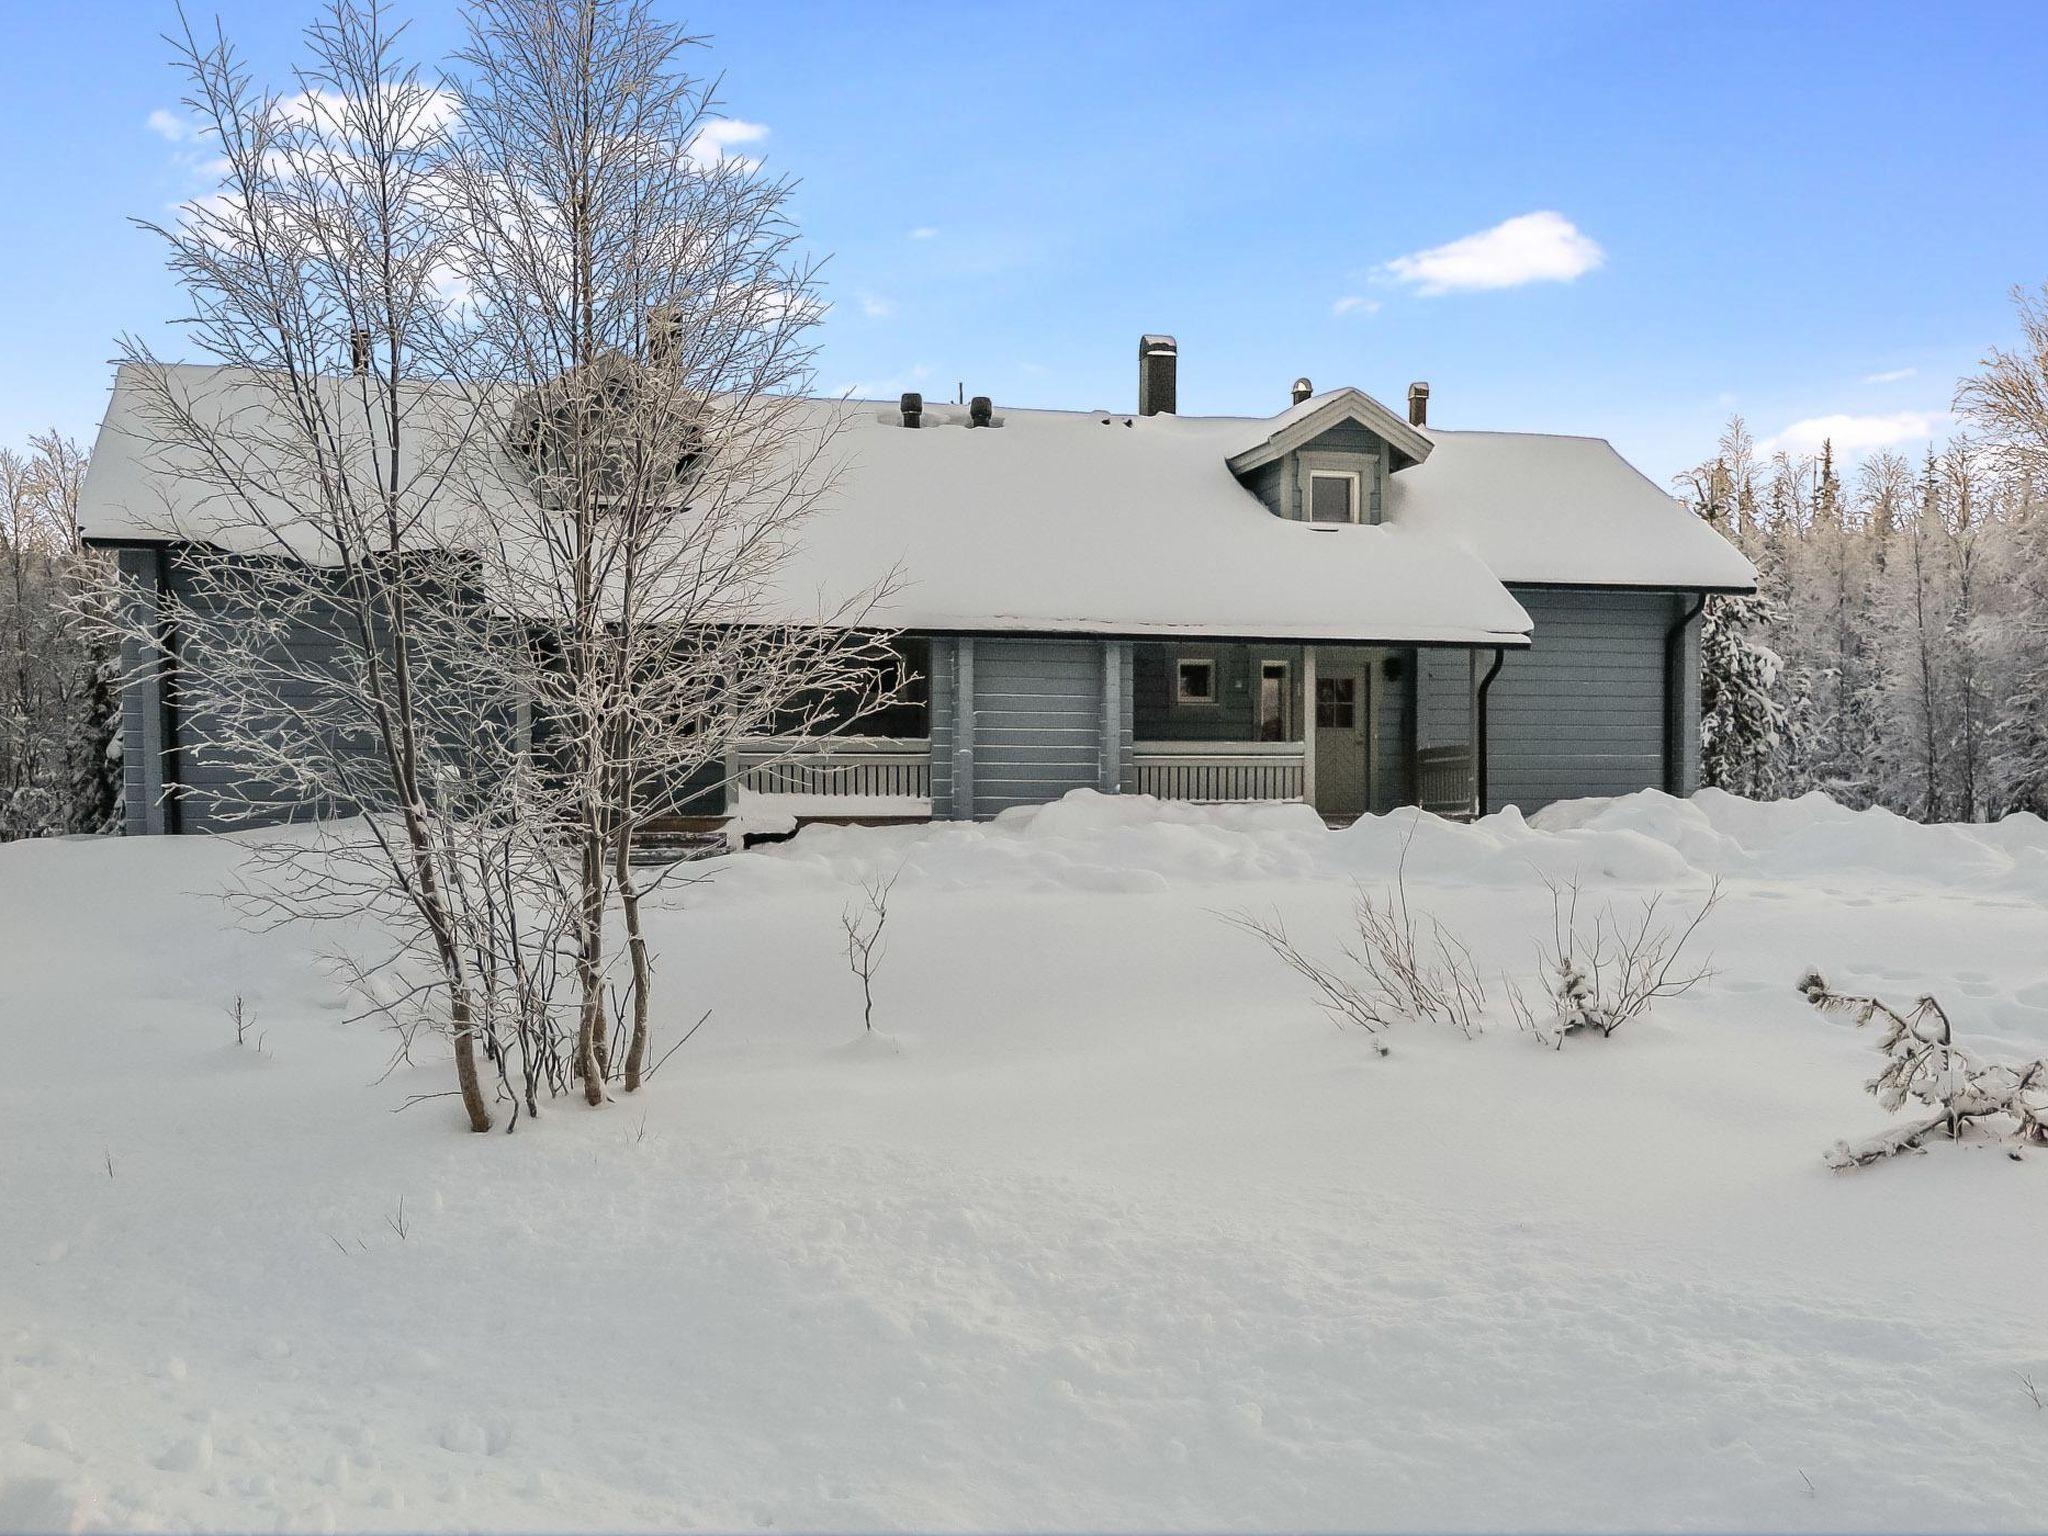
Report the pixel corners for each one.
[1309,469,1361,524]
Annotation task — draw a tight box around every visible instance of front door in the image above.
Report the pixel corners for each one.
[1313,653,1371,817]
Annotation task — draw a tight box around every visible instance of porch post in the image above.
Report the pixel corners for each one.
[953,637,976,819]
[1099,640,1124,794]
[1300,645,1317,808]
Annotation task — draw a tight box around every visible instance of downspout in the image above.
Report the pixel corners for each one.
[1474,646,1506,817]
[1663,592,1707,795]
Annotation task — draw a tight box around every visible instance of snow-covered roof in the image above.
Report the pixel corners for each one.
[77,362,1754,647]
[1390,427,1758,590]
[760,400,1528,644]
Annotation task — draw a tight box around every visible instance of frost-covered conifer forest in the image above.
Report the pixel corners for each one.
[1681,285,2048,820]
[6,0,2048,1532]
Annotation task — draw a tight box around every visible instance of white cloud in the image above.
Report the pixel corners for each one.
[1378,210,1605,296]
[1759,410,1948,458]
[859,294,895,319]
[906,226,938,240]
[275,85,461,136]
[1862,366,1916,384]
[1331,295,1380,317]
[688,118,768,170]
[147,108,197,143]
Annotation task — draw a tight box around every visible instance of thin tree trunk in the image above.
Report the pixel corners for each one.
[615,794,653,1092]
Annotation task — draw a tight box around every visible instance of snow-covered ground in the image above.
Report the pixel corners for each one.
[4,789,2048,1532]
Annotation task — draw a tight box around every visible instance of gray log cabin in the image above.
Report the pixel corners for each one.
[78,335,1755,834]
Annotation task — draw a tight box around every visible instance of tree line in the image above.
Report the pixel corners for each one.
[1686,286,2048,822]
[0,432,118,838]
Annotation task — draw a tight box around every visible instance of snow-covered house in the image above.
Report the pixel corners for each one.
[78,336,1754,833]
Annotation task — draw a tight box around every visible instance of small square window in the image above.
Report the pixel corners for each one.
[1309,471,1358,523]
[1176,658,1217,705]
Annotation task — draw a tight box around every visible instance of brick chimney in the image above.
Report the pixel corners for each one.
[1291,377,1313,407]
[1138,334,1177,416]
[1407,381,1430,428]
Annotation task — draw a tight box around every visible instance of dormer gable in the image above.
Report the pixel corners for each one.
[1224,387,1432,477]
[1226,388,1430,526]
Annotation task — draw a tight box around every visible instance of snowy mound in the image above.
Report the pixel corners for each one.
[5,788,2048,1530]
[715,786,2048,904]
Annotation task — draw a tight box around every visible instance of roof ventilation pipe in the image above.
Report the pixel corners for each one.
[968,395,993,428]
[900,391,923,428]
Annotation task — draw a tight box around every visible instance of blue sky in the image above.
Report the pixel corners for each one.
[5,0,2044,480]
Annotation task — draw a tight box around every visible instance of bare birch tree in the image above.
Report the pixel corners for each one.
[115,0,504,1130]
[438,0,902,1101]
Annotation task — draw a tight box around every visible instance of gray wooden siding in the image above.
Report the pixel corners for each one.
[113,546,167,836]
[1485,588,1683,814]
[968,638,1107,817]
[1416,648,1475,751]
[1374,655,1408,811]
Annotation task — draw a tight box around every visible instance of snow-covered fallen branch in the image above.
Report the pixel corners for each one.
[1798,970,2048,1168]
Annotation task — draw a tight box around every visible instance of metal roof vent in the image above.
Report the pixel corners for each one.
[968,394,993,428]
[900,391,923,428]
[1290,377,1313,406]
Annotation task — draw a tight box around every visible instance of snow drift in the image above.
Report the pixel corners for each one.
[3,790,2047,1532]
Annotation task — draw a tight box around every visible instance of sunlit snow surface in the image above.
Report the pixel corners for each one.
[3,789,2046,1531]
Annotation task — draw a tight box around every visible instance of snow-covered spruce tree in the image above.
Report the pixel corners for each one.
[1677,420,1787,797]
[439,0,904,1099]
[117,1,509,1131]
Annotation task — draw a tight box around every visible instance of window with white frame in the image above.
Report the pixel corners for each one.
[1308,469,1361,523]
[1176,657,1217,705]
[1257,661,1291,741]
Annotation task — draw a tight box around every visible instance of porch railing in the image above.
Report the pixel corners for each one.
[1417,743,1477,818]
[1133,740,1306,802]
[735,735,932,800]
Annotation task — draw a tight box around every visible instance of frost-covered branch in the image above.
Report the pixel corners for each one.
[1798,970,2048,1167]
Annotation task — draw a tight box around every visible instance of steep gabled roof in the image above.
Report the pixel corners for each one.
[1224,387,1434,475]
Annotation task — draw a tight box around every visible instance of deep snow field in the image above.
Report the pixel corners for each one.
[4,788,2048,1533]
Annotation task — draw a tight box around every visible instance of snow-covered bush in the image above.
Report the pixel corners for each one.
[1798,971,2048,1167]
[1506,878,1718,1047]
[1226,844,1487,1043]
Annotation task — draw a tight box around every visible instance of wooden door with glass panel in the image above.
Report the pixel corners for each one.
[1312,653,1370,817]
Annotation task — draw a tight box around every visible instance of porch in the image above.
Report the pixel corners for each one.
[726,637,1485,823]
[1129,642,1481,819]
